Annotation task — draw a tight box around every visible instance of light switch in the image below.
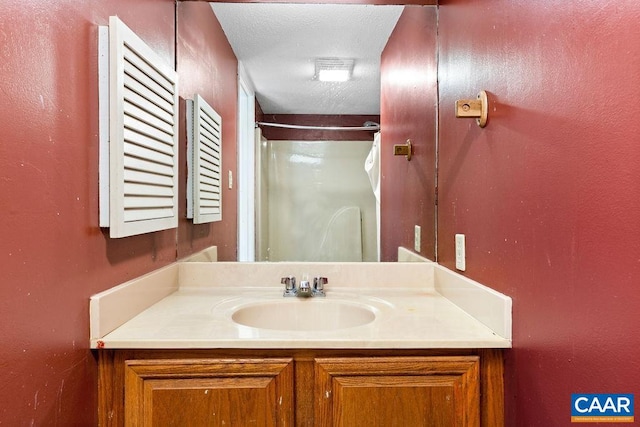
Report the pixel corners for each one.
[228,170,233,189]
[455,234,466,271]
[414,225,421,252]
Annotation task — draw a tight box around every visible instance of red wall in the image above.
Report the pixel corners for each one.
[0,1,237,424]
[176,2,239,261]
[7,0,636,424]
[380,6,438,261]
[0,1,435,422]
[437,0,640,424]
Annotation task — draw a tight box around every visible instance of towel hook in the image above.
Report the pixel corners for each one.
[393,139,412,161]
[455,90,488,128]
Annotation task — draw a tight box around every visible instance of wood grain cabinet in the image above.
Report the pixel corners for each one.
[314,356,480,426]
[98,349,503,427]
[123,358,294,426]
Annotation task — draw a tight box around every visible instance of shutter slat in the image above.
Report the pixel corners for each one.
[123,76,174,115]
[124,87,174,125]
[124,100,174,135]
[124,115,174,146]
[199,137,221,160]
[199,118,221,140]
[123,49,174,101]
[124,196,174,209]
[124,182,174,197]
[124,155,174,177]
[124,207,174,222]
[199,175,220,187]
[122,68,173,107]
[199,167,220,182]
[199,182,221,194]
[124,169,175,187]
[199,151,220,169]
[124,129,174,157]
[124,141,173,167]
[199,124,221,147]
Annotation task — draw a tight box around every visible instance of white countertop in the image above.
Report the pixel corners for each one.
[90,259,512,350]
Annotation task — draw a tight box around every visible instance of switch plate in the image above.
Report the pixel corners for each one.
[414,225,421,252]
[455,234,466,271]
[228,170,233,189]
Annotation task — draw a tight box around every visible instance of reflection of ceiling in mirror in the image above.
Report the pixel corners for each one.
[210,3,403,115]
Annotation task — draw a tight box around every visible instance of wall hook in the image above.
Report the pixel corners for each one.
[393,139,412,161]
[455,90,488,128]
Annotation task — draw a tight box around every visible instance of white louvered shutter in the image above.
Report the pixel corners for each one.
[186,94,223,224]
[100,16,179,238]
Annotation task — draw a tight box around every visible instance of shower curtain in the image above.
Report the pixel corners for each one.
[258,139,377,262]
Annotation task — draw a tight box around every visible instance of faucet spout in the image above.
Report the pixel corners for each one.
[298,280,312,297]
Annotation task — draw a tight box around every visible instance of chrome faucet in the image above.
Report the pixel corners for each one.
[281,276,328,297]
[312,277,328,297]
[281,276,297,297]
[298,279,312,297]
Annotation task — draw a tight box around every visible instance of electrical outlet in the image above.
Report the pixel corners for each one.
[414,225,421,252]
[455,234,466,271]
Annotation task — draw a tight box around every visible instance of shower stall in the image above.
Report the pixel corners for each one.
[255,126,378,262]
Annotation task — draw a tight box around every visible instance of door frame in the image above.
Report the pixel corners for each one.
[237,63,256,261]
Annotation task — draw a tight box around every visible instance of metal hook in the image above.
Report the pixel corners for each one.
[393,139,412,161]
[455,90,488,128]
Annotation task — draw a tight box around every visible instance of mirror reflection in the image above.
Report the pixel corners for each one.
[210,4,404,262]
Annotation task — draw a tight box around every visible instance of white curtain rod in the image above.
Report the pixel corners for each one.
[256,121,380,131]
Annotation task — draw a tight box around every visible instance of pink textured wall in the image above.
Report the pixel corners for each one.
[380,6,438,261]
[438,0,640,424]
[0,0,176,424]
[177,2,239,261]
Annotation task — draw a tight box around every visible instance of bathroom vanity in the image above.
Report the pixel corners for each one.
[98,348,503,426]
[91,259,511,426]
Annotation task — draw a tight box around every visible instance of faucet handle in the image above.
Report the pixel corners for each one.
[281,276,296,289]
[313,277,328,296]
[282,276,297,297]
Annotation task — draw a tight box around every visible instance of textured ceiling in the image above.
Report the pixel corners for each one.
[210,3,403,115]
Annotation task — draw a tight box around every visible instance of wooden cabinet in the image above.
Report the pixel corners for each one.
[98,349,503,427]
[123,358,293,426]
[314,356,479,426]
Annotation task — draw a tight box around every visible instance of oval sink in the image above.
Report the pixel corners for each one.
[231,299,376,331]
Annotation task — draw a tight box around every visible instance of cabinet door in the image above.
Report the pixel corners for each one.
[314,356,479,427]
[124,358,294,426]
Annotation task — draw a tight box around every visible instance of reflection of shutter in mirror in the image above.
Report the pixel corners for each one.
[186,94,222,224]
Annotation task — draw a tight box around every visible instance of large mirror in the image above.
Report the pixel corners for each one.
[181,2,438,262]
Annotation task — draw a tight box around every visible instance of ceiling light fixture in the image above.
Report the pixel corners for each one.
[315,58,354,82]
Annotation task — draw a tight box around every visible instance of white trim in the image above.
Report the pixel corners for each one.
[237,62,256,261]
[98,26,110,227]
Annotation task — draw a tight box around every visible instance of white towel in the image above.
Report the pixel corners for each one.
[364,132,381,202]
[364,132,381,261]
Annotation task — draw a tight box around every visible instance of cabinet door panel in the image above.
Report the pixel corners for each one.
[145,377,274,426]
[314,356,479,427]
[124,358,293,427]
[334,375,460,426]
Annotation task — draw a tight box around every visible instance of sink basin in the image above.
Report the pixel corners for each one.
[231,299,376,331]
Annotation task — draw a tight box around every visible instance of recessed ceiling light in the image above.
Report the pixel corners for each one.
[315,58,354,82]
